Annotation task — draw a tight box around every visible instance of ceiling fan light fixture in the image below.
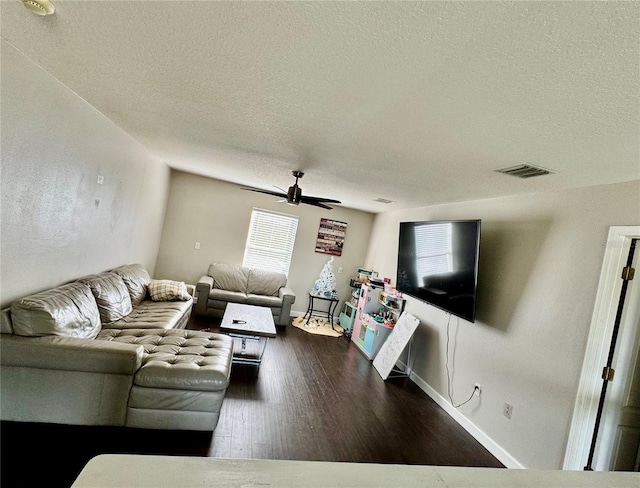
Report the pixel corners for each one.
[22,0,55,15]
[240,170,341,210]
[287,181,302,204]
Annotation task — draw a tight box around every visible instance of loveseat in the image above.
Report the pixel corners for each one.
[0,264,233,431]
[195,263,295,326]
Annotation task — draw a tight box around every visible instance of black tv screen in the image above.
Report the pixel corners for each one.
[396,220,481,323]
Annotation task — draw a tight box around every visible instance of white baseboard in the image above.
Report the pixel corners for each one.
[409,370,525,469]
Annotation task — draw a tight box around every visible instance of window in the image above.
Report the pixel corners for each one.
[414,222,453,277]
[243,208,299,275]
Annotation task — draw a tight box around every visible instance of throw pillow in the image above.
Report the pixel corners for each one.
[148,279,191,301]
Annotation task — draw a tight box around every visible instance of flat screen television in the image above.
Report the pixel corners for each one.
[396,220,481,323]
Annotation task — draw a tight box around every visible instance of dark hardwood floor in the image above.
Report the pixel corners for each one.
[1,316,502,487]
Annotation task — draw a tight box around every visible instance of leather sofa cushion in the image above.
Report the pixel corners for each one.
[102,299,192,330]
[10,282,101,339]
[82,273,132,324]
[208,263,249,293]
[113,264,151,306]
[97,329,233,391]
[246,294,282,308]
[1,308,14,334]
[247,268,287,296]
[128,386,226,412]
[0,333,143,375]
[208,289,247,304]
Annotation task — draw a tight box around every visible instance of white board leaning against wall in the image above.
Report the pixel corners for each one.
[373,312,420,380]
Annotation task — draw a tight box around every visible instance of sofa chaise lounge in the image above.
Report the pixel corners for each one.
[0,264,233,431]
[195,263,295,326]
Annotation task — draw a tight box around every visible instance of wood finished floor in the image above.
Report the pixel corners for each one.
[1,316,502,487]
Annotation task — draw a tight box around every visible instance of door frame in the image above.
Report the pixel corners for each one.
[564,226,640,470]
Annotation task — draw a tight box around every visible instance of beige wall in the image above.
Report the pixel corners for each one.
[155,170,375,314]
[0,41,170,308]
[365,180,640,469]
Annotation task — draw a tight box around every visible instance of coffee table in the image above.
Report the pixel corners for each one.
[220,303,276,367]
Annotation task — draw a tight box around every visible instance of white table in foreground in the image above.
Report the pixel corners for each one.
[72,455,640,488]
[220,303,276,366]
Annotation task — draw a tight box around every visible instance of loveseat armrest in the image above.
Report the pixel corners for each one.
[280,286,296,302]
[0,334,143,375]
[195,275,214,315]
[278,287,296,326]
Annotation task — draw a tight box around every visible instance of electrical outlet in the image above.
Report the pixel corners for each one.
[474,383,481,396]
[503,402,513,419]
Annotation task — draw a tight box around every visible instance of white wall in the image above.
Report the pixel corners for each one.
[365,180,640,469]
[154,170,375,314]
[0,41,170,308]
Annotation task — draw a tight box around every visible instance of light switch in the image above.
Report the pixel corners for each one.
[338,267,343,274]
[97,175,104,185]
[195,242,200,250]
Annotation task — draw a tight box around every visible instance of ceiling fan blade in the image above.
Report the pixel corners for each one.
[241,187,288,198]
[301,195,342,204]
[302,200,334,210]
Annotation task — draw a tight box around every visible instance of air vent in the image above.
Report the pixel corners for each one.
[496,164,556,179]
[373,198,395,204]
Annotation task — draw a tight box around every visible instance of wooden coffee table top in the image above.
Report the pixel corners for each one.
[220,303,277,338]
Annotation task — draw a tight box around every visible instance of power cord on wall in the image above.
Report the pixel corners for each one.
[445,313,479,408]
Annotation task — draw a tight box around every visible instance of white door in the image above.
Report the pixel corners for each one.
[609,246,640,470]
[565,228,640,471]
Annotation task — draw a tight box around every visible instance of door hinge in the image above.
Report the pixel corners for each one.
[621,266,635,281]
[602,366,615,381]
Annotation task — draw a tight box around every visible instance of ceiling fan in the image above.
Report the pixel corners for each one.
[241,171,341,210]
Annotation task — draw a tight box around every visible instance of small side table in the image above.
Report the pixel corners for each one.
[303,293,340,331]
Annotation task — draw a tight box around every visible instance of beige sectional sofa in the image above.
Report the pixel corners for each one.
[195,263,295,326]
[0,264,233,431]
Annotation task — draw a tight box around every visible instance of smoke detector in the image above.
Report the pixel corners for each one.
[22,0,55,16]
[496,164,557,179]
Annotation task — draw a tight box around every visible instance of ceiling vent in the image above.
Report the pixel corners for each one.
[373,198,395,204]
[496,164,556,179]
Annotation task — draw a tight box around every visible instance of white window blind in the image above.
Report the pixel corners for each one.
[243,208,299,275]
[414,223,453,277]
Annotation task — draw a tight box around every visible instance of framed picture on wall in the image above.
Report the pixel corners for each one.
[315,218,347,256]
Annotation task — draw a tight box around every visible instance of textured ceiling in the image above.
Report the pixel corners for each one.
[1,1,638,213]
